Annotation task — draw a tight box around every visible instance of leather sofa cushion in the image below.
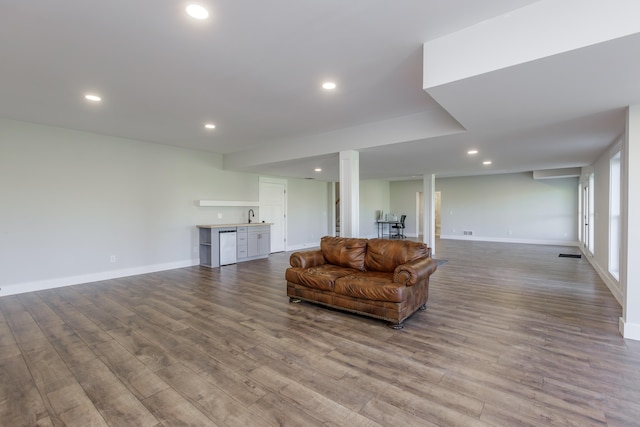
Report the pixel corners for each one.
[334,272,406,303]
[294,264,359,291]
[289,249,325,269]
[320,236,367,271]
[364,238,429,273]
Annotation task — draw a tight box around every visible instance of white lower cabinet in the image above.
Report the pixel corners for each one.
[237,227,248,260]
[240,225,270,261]
[248,226,271,257]
[198,225,271,268]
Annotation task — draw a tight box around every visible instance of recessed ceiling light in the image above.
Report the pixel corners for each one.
[186,4,209,19]
[204,123,215,129]
[322,82,336,90]
[314,168,322,172]
[467,150,478,155]
[84,94,101,102]
[483,160,492,165]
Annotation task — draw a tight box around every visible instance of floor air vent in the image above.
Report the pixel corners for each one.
[559,253,582,258]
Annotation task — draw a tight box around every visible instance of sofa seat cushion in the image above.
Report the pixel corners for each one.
[291,264,359,291]
[334,272,407,303]
[320,236,367,271]
[364,238,430,272]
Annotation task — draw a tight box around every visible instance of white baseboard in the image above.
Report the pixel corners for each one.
[287,242,320,252]
[439,234,579,246]
[286,234,380,252]
[0,259,199,297]
[620,318,640,341]
[288,235,579,251]
[580,248,623,305]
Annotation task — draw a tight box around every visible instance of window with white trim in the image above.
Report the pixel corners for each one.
[588,172,595,255]
[609,152,621,279]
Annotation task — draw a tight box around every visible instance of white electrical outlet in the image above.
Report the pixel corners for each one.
[217,213,223,219]
[110,255,116,263]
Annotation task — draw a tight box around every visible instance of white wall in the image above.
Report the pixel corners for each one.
[389,175,579,243]
[285,178,329,250]
[0,119,333,295]
[0,118,604,299]
[587,136,623,303]
[435,173,578,245]
[390,180,423,237]
[620,105,640,339]
[360,180,390,238]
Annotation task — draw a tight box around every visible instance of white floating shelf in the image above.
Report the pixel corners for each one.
[198,200,260,207]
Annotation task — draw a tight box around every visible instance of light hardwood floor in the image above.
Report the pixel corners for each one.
[1,239,639,426]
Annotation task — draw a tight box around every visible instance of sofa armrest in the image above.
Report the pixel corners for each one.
[290,249,326,269]
[393,257,438,286]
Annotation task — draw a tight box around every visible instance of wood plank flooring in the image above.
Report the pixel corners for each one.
[1,239,639,426]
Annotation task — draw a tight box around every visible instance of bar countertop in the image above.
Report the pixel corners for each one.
[196,223,273,228]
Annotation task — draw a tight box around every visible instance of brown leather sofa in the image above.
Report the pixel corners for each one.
[286,236,437,329]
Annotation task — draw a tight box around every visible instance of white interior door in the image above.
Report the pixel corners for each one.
[259,178,286,253]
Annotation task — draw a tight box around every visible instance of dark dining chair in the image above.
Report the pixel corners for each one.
[391,214,406,238]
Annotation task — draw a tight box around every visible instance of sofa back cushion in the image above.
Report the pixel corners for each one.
[320,236,367,271]
[364,239,429,272]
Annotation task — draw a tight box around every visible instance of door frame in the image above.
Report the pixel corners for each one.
[259,177,287,252]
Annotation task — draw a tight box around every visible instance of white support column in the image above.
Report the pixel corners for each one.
[620,105,640,340]
[422,174,436,257]
[339,151,360,238]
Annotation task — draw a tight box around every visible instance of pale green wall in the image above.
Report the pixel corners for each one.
[0,117,599,295]
[435,173,578,243]
[389,174,579,243]
[286,178,329,248]
[360,180,390,237]
[0,119,327,293]
[390,180,422,237]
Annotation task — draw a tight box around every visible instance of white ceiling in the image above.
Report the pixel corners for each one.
[1,0,639,181]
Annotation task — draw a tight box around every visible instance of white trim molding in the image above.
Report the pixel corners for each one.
[620,318,640,340]
[198,200,259,207]
[440,235,579,247]
[0,259,199,297]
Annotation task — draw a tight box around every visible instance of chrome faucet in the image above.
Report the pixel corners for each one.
[248,209,255,224]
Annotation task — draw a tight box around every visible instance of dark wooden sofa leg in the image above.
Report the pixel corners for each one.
[388,322,404,330]
[289,297,301,303]
[387,304,426,329]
